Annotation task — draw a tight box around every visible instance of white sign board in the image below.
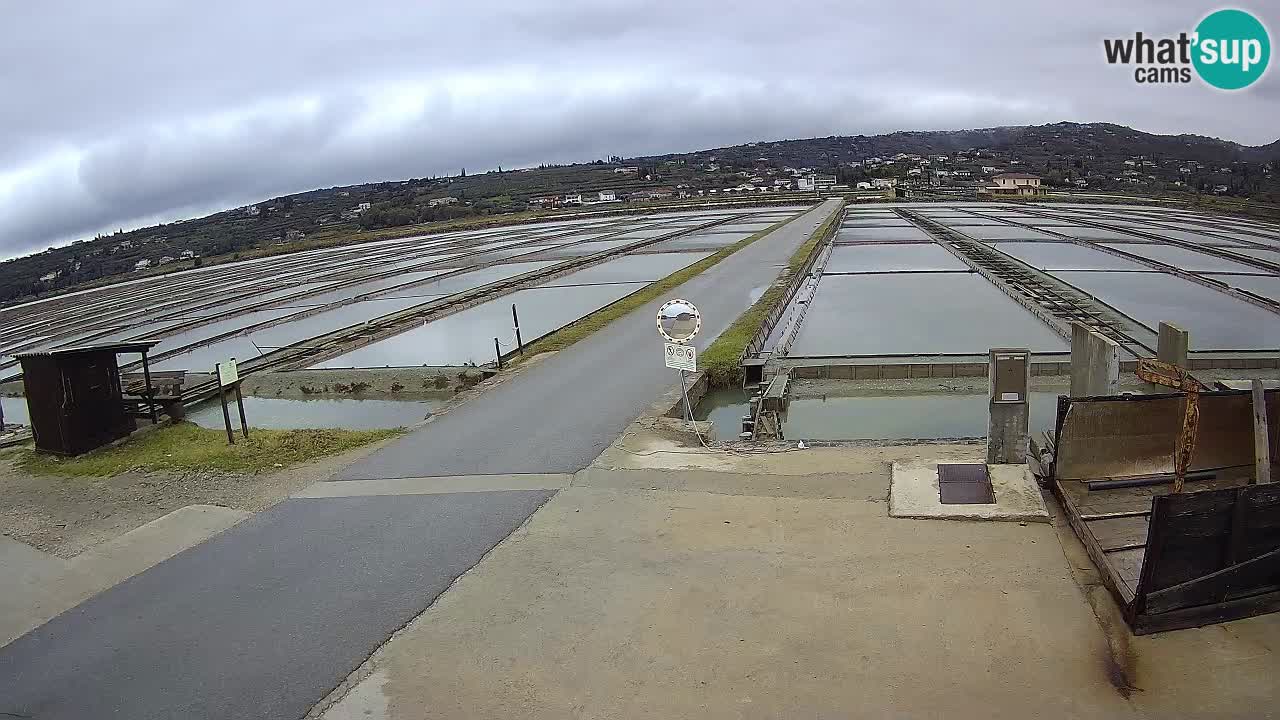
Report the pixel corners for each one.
[216,358,239,387]
[664,342,696,372]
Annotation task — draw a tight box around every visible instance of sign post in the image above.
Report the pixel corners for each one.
[215,358,249,444]
[657,299,702,423]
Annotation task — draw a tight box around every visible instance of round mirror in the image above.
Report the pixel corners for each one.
[657,299,701,343]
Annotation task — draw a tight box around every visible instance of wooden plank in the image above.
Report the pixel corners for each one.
[1254,380,1272,485]
[1080,509,1151,521]
[1103,541,1149,553]
[1222,488,1251,602]
[1134,588,1280,635]
[1054,479,1138,605]
[1087,516,1150,552]
[1110,547,1146,585]
[1144,546,1280,615]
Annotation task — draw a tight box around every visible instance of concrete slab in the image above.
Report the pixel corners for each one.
[0,537,68,649]
[1,504,249,648]
[314,484,1129,719]
[889,460,1049,522]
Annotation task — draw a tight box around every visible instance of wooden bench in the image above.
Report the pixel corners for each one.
[121,371,187,401]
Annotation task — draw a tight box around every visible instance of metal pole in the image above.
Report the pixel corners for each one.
[494,337,503,369]
[220,386,235,445]
[234,382,249,439]
[512,304,524,355]
[678,369,693,422]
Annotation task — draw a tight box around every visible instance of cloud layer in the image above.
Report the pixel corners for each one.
[1,0,1276,257]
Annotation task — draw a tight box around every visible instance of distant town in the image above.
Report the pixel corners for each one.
[5,121,1278,302]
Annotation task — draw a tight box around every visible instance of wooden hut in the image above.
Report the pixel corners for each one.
[14,341,160,456]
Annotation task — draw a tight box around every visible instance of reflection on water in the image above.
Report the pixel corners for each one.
[2,396,30,425]
[695,387,1062,441]
[187,396,444,430]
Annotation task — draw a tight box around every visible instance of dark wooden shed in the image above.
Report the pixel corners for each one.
[15,341,160,456]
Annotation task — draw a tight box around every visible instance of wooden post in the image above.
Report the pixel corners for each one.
[494,337,503,369]
[220,386,235,445]
[1252,380,1271,485]
[512,304,524,355]
[234,381,249,439]
[140,350,158,423]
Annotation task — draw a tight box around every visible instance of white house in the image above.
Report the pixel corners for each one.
[871,177,898,189]
[856,181,873,190]
[563,193,583,205]
[613,166,639,174]
[428,197,458,207]
[597,190,617,202]
[134,259,152,271]
[157,256,175,265]
[979,172,1045,196]
[796,176,815,191]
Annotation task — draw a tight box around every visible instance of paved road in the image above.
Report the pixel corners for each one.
[0,199,840,720]
[0,491,554,720]
[340,198,843,479]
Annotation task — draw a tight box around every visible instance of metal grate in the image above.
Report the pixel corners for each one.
[937,463,996,504]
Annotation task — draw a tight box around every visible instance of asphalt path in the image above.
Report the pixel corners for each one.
[339,198,842,480]
[0,491,554,720]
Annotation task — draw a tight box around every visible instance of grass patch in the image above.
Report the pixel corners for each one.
[16,422,401,477]
[515,211,808,358]
[700,203,845,386]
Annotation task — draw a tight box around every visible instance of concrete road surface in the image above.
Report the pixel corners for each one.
[339,198,842,480]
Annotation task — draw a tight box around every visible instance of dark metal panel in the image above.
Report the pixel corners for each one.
[937,463,995,504]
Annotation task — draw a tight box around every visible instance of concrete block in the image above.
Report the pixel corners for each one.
[1157,322,1189,367]
[908,364,932,378]
[1070,323,1119,397]
[889,460,1049,522]
[957,363,986,377]
[880,365,908,380]
[853,365,879,380]
[932,364,956,378]
[829,364,853,380]
[795,366,819,380]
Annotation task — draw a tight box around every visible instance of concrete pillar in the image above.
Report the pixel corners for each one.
[1070,323,1120,397]
[1157,322,1189,368]
[988,348,1030,465]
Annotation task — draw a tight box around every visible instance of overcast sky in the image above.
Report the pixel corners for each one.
[1,1,1276,259]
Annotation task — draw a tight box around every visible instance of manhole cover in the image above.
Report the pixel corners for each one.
[937,463,995,505]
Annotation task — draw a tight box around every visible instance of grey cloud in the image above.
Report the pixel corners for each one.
[1,0,1276,257]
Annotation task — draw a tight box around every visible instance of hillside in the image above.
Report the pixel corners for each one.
[4,121,1278,305]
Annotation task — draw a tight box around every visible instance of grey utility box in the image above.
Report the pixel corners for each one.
[987,348,1030,464]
